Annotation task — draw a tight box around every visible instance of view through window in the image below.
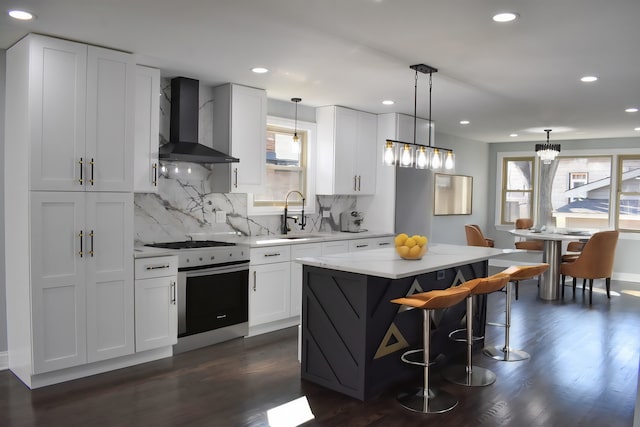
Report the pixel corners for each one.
[617,155,640,231]
[501,157,535,224]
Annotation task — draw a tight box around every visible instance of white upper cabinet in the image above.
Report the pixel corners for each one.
[212,83,267,193]
[26,34,134,192]
[133,65,160,193]
[316,106,377,195]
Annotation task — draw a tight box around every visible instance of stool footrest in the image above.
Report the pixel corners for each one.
[448,328,484,343]
[401,349,436,367]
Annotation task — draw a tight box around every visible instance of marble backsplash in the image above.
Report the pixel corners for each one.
[134,78,355,244]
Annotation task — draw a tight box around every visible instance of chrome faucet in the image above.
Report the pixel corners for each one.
[282,190,306,235]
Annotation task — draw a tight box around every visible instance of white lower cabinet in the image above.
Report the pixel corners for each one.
[290,243,323,317]
[348,236,394,252]
[30,191,134,373]
[134,256,178,352]
[249,246,292,331]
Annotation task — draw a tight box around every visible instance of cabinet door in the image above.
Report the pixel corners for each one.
[86,46,134,192]
[230,84,267,193]
[135,276,177,352]
[30,192,87,373]
[29,36,87,191]
[133,65,160,193]
[290,243,322,318]
[355,111,377,194]
[321,240,350,255]
[333,107,359,194]
[85,193,134,362]
[249,262,291,327]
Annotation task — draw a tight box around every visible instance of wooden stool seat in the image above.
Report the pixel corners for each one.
[443,274,510,387]
[390,286,471,414]
[483,264,549,362]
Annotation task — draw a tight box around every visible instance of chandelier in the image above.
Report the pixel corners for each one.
[382,63,454,171]
[535,129,561,164]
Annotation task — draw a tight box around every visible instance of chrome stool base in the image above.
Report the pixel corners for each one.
[482,345,530,362]
[442,365,496,386]
[397,387,458,414]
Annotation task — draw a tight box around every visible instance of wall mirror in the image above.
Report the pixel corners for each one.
[434,173,473,215]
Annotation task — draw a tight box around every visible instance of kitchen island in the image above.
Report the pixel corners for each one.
[296,243,507,400]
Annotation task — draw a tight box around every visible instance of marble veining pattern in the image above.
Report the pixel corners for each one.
[134,79,356,244]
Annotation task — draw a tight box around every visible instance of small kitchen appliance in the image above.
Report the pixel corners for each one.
[340,210,365,233]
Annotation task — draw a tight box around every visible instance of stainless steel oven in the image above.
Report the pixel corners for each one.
[145,241,249,353]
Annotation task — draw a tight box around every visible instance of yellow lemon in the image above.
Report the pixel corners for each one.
[418,236,428,246]
[395,233,408,247]
[411,235,422,244]
[408,245,423,258]
[396,245,410,257]
[404,237,417,248]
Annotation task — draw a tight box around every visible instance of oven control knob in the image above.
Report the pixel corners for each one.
[199,257,203,261]
[210,256,215,260]
[185,258,190,263]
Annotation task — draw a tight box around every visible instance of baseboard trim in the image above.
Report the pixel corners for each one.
[0,351,8,370]
[612,272,640,283]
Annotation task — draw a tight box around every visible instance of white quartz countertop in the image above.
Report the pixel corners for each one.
[295,243,511,279]
[133,230,394,258]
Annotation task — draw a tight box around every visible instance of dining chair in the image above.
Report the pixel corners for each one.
[513,218,543,251]
[465,224,494,247]
[561,240,586,262]
[560,230,619,304]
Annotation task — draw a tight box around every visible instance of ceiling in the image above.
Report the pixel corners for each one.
[1,0,640,143]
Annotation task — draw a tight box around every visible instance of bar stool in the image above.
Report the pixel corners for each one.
[482,264,549,362]
[390,286,471,414]
[442,274,511,386]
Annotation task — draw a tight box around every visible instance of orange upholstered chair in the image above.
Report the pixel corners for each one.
[465,224,494,247]
[560,230,619,304]
[513,218,543,251]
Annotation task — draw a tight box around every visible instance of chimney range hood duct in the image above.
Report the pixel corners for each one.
[159,77,239,164]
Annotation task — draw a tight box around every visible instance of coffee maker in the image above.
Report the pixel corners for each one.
[340,210,365,233]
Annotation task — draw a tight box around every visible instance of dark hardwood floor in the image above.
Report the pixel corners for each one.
[2,277,639,427]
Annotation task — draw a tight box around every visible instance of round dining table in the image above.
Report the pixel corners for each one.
[509,229,592,300]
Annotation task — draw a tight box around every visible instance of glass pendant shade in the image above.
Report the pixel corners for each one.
[444,151,455,170]
[431,148,442,170]
[399,144,414,167]
[292,133,300,154]
[382,140,396,165]
[415,146,429,169]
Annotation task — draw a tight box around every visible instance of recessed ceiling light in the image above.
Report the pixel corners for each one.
[251,67,269,74]
[635,127,640,131]
[625,107,638,113]
[580,75,598,83]
[8,9,34,20]
[510,133,518,137]
[382,100,394,105]
[460,120,470,125]
[492,12,519,23]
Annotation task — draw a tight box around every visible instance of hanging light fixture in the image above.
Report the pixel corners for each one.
[535,129,560,164]
[291,97,302,154]
[383,63,454,171]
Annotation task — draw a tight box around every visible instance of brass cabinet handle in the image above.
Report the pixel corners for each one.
[264,253,280,257]
[171,281,176,305]
[353,175,358,191]
[78,230,84,257]
[253,270,257,292]
[89,230,94,257]
[233,168,238,188]
[79,158,84,185]
[145,264,170,270]
[90,158,95,185]
[358,175,362,191]
[152,163,158,186]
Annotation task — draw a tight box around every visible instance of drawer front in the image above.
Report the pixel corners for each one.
[250,245,291,265]
[291,242,322,260]
[349,238,376,251]
[321,240,350,255]
[372,236,394,249]
[135,256,178,279]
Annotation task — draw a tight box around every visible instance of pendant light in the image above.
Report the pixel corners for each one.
[291,97,301,154]
[535,129,560,164]
[384,63,454,171]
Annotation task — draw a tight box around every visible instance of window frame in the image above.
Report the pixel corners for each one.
[247,116,316,216]
[616,154,640,232]
[499,155,536,225]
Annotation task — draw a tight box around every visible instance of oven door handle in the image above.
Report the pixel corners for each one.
[181,262,249,277]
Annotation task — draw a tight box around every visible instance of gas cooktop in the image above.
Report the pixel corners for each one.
[145,240,236,250]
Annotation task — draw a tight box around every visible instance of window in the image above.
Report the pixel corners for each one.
[617,155,640,232]
[551,156,612,230]
[253,125,307,207]
[249,116,316,215]
[501,157,535,224]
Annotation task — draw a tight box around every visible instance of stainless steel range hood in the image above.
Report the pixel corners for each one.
[159,77,239,164]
